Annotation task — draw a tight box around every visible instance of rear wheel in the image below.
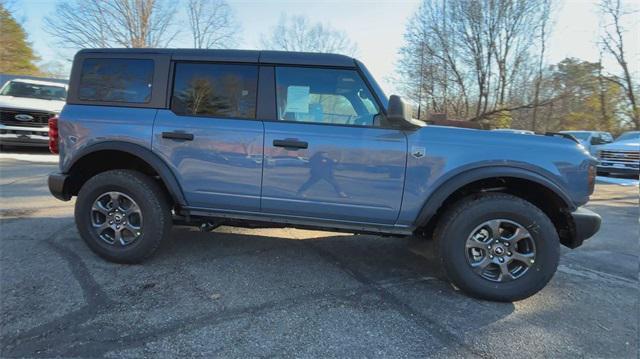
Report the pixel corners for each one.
[434,193,559,301]
[75,169,172,263]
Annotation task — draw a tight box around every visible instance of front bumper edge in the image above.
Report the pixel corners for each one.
[570,207,602,245]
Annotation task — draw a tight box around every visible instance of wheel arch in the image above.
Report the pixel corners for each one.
[64,141,186,206]
[415,166,577,247]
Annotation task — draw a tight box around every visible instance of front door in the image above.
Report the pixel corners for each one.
[261,66,407,224]
[153,62,263,211]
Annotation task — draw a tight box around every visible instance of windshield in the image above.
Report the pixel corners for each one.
[0,81,67,101]
[615,131,640,142]
[563,132,590,141]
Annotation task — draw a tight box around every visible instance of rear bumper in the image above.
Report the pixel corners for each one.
[567,207,601,248]
[48,172,72,201]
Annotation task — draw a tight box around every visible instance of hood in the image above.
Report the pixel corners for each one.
[415,125,594,160]
[599,140,640,151]
[0,95,65,113]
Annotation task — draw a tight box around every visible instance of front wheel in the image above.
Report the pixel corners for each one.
[434,193,559,301]
[75,169,172,263]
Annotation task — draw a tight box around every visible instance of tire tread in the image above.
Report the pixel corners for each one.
[434,192,559,301]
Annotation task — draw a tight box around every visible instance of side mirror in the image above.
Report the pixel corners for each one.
[386,95,422,130]
[387,95,410,123]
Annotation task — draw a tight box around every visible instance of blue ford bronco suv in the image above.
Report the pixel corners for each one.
[48,49,601,301]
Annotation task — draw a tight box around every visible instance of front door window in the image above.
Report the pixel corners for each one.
[275,67,381,127]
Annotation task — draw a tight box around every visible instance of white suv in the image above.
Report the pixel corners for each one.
[596,131,640,176]
[0,78,67,148]
[559,130,613,156]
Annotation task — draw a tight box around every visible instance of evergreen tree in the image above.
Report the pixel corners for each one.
[0,4,40,75]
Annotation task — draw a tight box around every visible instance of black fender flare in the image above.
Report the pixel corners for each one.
[65,141,187,206]
[414,166,575,227]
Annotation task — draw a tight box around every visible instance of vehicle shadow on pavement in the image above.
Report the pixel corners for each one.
[1,221,516,357]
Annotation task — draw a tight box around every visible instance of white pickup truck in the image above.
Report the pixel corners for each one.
[0,78,67,148]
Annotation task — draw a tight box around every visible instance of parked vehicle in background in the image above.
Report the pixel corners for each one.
[492,129,535,135]
[48,48,601,302]
[559,131,613,156]
[596,131,640,176]
[0,79,67,148]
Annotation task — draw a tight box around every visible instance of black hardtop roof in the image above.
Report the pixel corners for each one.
[76,48,357,67]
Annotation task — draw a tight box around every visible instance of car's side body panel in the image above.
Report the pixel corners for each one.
[152,110,264,211]
[261,121,407,224]
[58,104,157,172]
[397,126,595,226]
[57,140,187,205]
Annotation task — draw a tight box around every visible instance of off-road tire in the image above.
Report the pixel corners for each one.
[75,169,172,263]
[434,193,560,302]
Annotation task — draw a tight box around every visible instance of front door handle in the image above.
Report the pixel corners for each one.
[162,131,194,141]
[273,139,308,150]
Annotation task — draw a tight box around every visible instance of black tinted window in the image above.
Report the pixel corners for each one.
[78,58,154,103]
[171,63,258,119]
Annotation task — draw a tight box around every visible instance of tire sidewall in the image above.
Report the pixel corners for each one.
[438,195,559,301]
[75,171,169,263]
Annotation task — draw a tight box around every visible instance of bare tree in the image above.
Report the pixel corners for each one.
[43,0,179,48]
[39,60,69,79]
[599,0,639,129]
[187,0,238,49]
[398,1,470,119]
[260,14,357,55]
[531,0,552,131]
[398,0,554,126]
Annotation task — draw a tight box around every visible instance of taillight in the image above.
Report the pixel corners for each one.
[48,116,59,154]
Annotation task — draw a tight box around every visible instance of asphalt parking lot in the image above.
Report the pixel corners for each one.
[0,150,638,358]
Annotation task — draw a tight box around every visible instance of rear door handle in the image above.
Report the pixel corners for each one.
[162,131,194,141]
[273,139,308,150]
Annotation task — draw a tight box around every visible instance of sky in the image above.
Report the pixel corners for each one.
[10,0,640,95]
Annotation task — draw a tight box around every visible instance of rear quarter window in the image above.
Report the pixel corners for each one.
[78,58,154,103]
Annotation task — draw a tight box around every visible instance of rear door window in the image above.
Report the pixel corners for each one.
[78,58,154,103]
[171,63,258,119]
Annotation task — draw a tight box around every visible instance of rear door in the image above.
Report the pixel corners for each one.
[261,66,407,224]
[153,62,264,211]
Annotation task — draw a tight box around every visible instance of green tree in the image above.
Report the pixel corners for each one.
[489,110,513,129]
[535,58,627,133]
[0,4,40,75]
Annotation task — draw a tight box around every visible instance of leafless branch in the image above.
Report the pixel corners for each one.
[260,14,357,56]
[43,0,179,49]
[599,0,639,129]
[187,0,239,49]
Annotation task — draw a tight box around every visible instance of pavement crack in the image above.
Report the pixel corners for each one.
[7,285,366,357]
[46,240,114,307]
[1,226,115,357]
[557,263,638,287]
[2,174,47,186]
